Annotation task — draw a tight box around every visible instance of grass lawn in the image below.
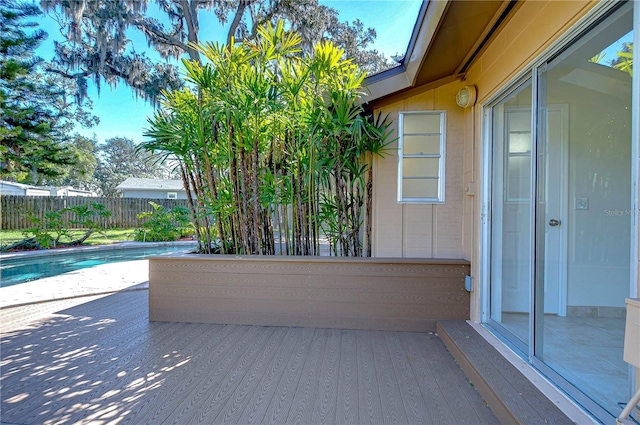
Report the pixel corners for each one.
[0,228,137,248]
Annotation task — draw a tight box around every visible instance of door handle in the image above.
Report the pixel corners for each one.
[549,219,561,227]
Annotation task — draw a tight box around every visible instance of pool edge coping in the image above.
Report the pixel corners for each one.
[0,240,198,260]
[0,284,150,310]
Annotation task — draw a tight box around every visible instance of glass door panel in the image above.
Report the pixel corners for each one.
[489,81,532,348]
[535,4,633,415]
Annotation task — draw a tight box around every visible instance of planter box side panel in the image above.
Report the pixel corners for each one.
[149,257,470,332]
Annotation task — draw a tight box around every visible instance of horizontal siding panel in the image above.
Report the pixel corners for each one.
[150,273,465,291]
[148,309,438,332]
[149,257,469,278]
[309,289,468,305]
[150,256,470,331]
[305,301,467,319]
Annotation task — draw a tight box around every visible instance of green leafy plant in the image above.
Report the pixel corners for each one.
[143,21,395,256]
[135,202,192,242]
[64,202,113,243]
[11,202,112,250]
[23,210,69,249]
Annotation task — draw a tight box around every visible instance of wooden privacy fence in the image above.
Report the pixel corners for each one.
[1,196,189,230]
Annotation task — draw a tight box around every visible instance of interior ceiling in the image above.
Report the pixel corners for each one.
[414,0,509,87]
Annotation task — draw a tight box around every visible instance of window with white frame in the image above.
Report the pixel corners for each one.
[167,192,178,199]
[398,111,446,203]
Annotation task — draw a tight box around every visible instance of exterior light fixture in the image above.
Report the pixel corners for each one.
[456,85,477,108]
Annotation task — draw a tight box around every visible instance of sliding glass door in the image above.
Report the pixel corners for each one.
[534,3,633,416]
[488,2,634,420]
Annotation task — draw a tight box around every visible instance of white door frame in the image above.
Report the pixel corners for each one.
[542,104,569,317]
[484,104,569,318]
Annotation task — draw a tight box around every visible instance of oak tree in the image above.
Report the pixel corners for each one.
[41,0,395,105]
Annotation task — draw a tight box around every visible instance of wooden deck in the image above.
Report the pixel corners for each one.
[1,291,497,424]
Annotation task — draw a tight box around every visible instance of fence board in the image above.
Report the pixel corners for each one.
[1,196,189,229]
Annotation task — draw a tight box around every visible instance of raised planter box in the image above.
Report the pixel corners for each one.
[148,255,470,332]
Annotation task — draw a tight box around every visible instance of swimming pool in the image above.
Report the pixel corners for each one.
[0,243,196,287]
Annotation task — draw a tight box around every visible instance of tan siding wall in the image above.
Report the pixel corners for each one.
[371,1,601,323]
[373,82,468,259]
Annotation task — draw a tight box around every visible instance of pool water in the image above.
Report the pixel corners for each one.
[0,245,194,288]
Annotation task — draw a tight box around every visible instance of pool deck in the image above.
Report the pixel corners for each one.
[0,241,196,308]
[0,260,149,308]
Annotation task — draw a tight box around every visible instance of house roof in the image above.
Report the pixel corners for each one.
[0,181,33,190]
[55,186,98,196]
[0,180,50,192]
[116,178,185,191]
[364,0,518,106]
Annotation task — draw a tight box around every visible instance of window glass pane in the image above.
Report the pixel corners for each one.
[506,110,531,132]
[403,178,439,198]
[508,132,531,154]
[399,112,445,203]
[403,113,441,134]
[403,135,441,155]
[507,155,531,201]
[403,157,439,178]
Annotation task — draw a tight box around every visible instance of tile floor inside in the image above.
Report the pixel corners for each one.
[501,313,628,417]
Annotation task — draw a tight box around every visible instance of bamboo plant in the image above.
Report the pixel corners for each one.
[143,21,394,256]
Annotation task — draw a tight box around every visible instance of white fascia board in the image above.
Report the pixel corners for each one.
[365,70,413,102]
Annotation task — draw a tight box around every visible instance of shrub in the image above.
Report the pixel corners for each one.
[135,202,192,242]
[18,202,111,249]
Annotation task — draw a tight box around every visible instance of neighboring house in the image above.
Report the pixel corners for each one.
[0,181,98,197]
[50,186,97,197]
[364,1,638,422]
[0,181,52,197]
[116,177,187,199]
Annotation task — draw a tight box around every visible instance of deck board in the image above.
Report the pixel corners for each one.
[422,330,500,424]
[311,328,341,424]
[286,327,327,425]
[237,326,300,424]
[399,332,456,423]
[373,331,409,424]
[261,327,314,425]
[356,329,384,423]
[385,332,430,424]
[1,291,497,425]
[336,329,359,424]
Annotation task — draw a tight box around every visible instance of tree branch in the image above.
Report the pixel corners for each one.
[180,0,201,62]
[250,0,281,36]
[44,67,91,79]
[134,18,191,54]
[227,1,248,45]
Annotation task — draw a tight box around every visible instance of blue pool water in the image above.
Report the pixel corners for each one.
[0,245,195,288]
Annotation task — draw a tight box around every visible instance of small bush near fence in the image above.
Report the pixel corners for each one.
[134,202,193,242]
[1,196,190,230]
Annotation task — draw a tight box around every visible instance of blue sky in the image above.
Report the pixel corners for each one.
[35,1,422,146]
